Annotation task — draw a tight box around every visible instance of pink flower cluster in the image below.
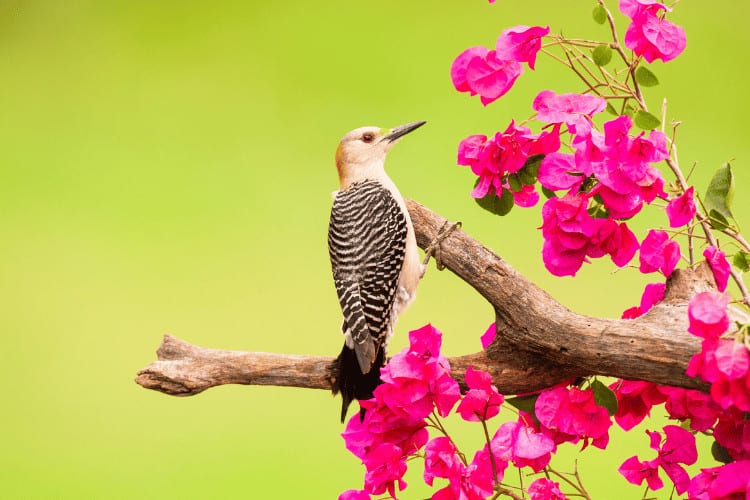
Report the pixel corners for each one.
[618,425,697,494]
[456,366,504,421]
[527,478,568,500]
[341,325,460,498]
[458,121,560,207]
[540,192,639,276]
[532,98,674,276]
[451,25,549,105]
[535,386,612,449]
[342,324,622,500]
[611,289,750,497]
[620,0,687,63]
[689,461,750,500]
[424,417,556,500]
[574,114,669,219]
[686,292,750,413]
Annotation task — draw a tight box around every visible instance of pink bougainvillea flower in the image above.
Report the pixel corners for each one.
[702,338,750,412]
[588,218,639,267]
[457,134,487,166]
[456,366,504,422]
[619,456,663,491]
[527,478,568,500]
[657,426,698,493]
[621,282,666,319]
[540,193,595,277]
[495,25,550,70]
[703,246,730,292]
[533,90,606,134]
[684,328,750,412]
[535,386,612,449]
[638,230,680,277]
[714,337,750,380]
[666,186,696,228]
[451,46,489,94]
[619,0,670,18]
[492,418,555,472]
[451,46,522,106]
[342,324,466,498]
[466,50,523,106]
[467,445,508,498]
[512,183,540,208]
[423,437,462,487]
[588,116,668,219]
[687,291,729,339]
[540,188,640,276]
[660,386,720,432]
[537,152,585,192]
[338,490,370,500]
[619,426,697,494]
[688,461,750,499]
[480,322,496,349]
[713,409,750,461]
[610,379,668,430]
[624,7,686,63]
[363,443,407,498]
[458,121,560,206]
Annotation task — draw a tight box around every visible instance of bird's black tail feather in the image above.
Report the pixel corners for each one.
[331,344,385,423]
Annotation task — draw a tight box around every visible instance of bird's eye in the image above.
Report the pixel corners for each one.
[362,133,374,143]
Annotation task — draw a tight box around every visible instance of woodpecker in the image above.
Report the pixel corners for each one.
[328,121,426,422]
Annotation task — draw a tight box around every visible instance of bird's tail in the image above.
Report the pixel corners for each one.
[331,343,385,423]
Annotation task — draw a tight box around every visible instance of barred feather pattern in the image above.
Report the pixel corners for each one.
[329,179,408,421]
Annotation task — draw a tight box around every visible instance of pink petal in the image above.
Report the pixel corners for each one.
[703,246,731,292]
[480,322,496,349]
[451,46,489,93]
[466,51,522,106]
[714,339,750,380]
[687,291,730,339]
[666,186,696,228]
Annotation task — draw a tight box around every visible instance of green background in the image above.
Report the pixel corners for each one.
[1,1,747,498]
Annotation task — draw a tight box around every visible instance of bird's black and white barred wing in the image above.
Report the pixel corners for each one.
[328,179,408,374]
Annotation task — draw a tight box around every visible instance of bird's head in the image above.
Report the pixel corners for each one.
[335,121,425,189]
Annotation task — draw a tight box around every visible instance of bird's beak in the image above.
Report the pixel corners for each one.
[382,121,426,143]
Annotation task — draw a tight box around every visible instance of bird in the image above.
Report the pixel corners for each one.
[328,121,426,423]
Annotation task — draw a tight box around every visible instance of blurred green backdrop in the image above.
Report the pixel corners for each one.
[1,1,748,498]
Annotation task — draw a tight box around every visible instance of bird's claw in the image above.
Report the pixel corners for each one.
[422,220,462,272]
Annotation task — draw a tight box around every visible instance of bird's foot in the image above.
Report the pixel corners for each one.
[422,220,462,273]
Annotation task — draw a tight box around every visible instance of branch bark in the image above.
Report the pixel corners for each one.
[137,200,747,396]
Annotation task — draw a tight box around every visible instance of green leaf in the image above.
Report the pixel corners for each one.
[592,4,607,24]
[507,173,522,192]
[605,101,618,116]
[524,154,544,174]
[733,251,750,272]
[634,109,661,130]
[591,379,618,416]
[711,440,733,464]
[541,186,557,199]
[506,394,539,415]
[592,44,612,66]
[623,101,636,118]
[709,210,731,231]
[635,66,659,87]
[519,154,544,185]
[705,163,735,227]
[474,184,514,216]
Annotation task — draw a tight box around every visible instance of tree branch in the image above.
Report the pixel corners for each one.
[136,200,748,397]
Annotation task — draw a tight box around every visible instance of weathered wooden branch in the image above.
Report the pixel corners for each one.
[136,199,747,396]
